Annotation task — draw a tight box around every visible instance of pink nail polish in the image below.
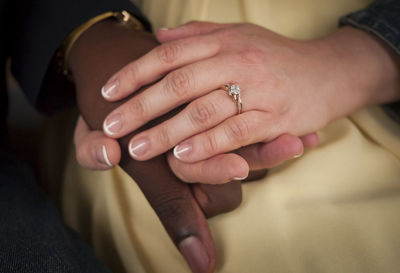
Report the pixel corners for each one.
[101,80,119,99]
[173,143,192,159]
[129,138,149,158]
[179,237,210,273]
[103,114,123,135]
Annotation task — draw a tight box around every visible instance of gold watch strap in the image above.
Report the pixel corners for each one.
[57,10,145,76]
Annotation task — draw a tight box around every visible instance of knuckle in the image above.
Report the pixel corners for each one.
[151,190,189,221]
[264,72,282,91]
[122,62,139,85]
[225,117,250,144]
[157,125,172,148]
[200,183,242,218]
[188,100,217,128]
[237,46,266,65]
[204,132,219,155]
[157,42,182,65]
[165,69,193,98]
[128,97,147,122]
[217,27,241,46]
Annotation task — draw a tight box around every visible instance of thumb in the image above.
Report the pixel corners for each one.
[120,154,216,273]
[74,116,121,170]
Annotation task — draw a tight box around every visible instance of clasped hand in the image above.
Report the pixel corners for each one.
[72,19,400,273]
[97,22,330,182]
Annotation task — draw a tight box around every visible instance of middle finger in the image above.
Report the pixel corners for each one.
[103,56,235,139]
[128,89,237,160]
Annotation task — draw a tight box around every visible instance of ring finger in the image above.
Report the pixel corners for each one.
[128,89,238,160]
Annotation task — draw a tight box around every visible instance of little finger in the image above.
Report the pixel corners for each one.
[173,111,276,163]
[167,151,249,184]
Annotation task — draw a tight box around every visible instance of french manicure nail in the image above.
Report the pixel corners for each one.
[103,114,123,135]
[173,144,192,159]
[233,175,248,181]
[101,80,119,99]
[129,138,149,158]
[96,145,113,167]
[293,151,303,159]
[179,236,210,273]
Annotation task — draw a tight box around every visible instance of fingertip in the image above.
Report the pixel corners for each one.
[280,134,304,158]
[102,115,121,138]
[179,236,212,273]
[101,79,119,101]
[258,134,304,166]
[94,141,121,169]
[104,139,121,166]
[101,145,113,167]
[156,27,181,43]
[156,27,169,39]
[301,132,319,148]
[291,139,304,159]
[224,154,249,182]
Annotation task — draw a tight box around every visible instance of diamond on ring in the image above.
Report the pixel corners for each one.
[223,83,242,115]
[228,84,241,97]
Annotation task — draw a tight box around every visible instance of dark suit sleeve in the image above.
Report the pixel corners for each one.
[339,0,400,122]
[9,0,151,114]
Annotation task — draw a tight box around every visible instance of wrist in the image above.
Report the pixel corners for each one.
[68,19,156,89]
[315,26,400,122]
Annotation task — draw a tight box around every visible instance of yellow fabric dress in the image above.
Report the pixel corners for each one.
[62,1,400,272]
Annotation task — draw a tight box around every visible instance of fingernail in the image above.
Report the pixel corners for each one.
[158,27,169,31]
[179,236,210,273]
[293,151,303,159]
[129,138,149,158]
[96,145,113,167]
[173,143,192,159]
[101,80,119,99]
[233,175,248,181]
[103,114,123,135]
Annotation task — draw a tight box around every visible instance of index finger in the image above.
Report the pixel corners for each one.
[101,33,221,102]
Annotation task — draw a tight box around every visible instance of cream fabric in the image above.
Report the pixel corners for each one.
[62,0,400,272]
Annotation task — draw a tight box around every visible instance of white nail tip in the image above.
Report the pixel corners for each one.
[173,145,190,159]
[102,145,113,167]
[293,152,303,159]
[173,146,181,159]
[101,86,109,98]
[103,120,118,136]
[101,83,117,99]
[159,27,169,31]
[129,142,146,158]
[233,176,248,181]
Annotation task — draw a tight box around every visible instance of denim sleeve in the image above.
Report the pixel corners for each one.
[339,0,400,123]
[8,0,151,114]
